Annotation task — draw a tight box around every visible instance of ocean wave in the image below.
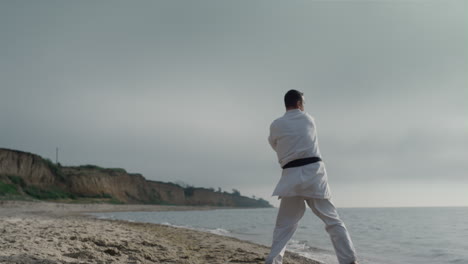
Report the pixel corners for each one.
[206,227,231,235]
[160,222,231,236]
[95,215,111,219]
[288,239,338,264]
[160,222,192,229]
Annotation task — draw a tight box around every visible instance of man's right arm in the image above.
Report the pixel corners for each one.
[268,122,278,151]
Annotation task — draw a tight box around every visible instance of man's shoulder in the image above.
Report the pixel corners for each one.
[269,118,280,131]
[304,112,315,122]
[270,111,315,127]
[270,115,286,128]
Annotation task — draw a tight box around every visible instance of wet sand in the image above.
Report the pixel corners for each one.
[0,201,321,264]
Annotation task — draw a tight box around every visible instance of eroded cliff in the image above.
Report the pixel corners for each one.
[0,148,272,207]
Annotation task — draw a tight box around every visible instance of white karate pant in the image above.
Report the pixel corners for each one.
[265,196,357,264]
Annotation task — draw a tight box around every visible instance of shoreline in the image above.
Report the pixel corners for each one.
[0,200,321,264]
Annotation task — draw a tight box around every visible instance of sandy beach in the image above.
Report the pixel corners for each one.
[0,201,319,264]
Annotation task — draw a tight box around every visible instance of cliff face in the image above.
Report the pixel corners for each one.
[61,168,188,205]
[0,149,61,188]
[0,148,272,207]
[61,167,149,203]
[145,181,186,205]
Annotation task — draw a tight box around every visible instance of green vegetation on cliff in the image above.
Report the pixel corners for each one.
[0,173,118,202]
[0,181,19,196]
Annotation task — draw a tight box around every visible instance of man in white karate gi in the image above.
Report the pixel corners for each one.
[265,90,358,264]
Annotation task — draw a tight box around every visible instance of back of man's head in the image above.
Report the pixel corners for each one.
[284,89,304,109]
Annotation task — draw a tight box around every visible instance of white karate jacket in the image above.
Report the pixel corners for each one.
[268,109,331,199]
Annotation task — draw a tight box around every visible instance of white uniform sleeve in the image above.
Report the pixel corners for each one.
[268,122,278,151]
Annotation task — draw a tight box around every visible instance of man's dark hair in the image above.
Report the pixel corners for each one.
[284,89,304,108]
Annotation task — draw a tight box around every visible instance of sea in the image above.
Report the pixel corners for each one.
[90,207,468,264]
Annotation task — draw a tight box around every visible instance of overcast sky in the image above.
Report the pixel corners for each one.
[1,1,467,207]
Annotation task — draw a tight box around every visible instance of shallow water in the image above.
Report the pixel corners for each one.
[91,207,468,264]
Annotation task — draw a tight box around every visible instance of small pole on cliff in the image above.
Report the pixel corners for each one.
[56,147,59,164]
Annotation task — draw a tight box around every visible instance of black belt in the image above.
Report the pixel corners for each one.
[282,157,322,169]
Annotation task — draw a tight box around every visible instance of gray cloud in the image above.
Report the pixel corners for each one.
[1,0,466,207]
